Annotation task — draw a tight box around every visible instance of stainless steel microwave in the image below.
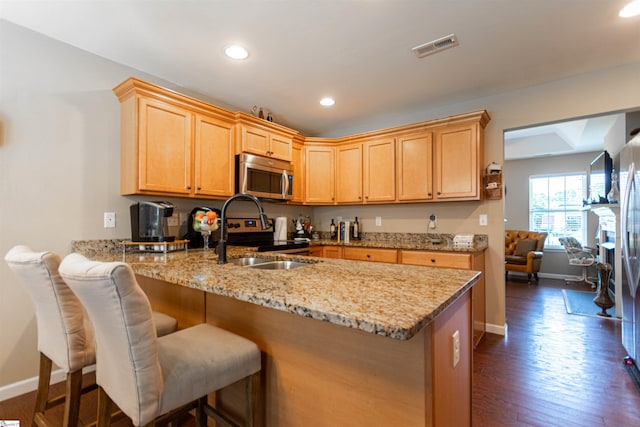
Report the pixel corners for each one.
[235,153,293,201]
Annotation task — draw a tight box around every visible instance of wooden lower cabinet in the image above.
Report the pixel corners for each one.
[399,249,485,347]
[342,246,397,263]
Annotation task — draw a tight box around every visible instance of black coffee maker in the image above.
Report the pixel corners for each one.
[184,206,221,248]
[130,201,175,242]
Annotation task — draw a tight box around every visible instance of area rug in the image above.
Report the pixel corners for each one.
[562,289,618,319]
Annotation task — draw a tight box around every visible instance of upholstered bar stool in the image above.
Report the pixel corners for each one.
[4,245,178,427]
[59,253,262,427]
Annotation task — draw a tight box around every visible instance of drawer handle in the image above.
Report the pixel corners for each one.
[431,259,436,263]
[366,254,371,258]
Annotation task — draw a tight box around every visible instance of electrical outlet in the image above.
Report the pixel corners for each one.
[375,216,382,226]
[104,212,116,228]
[479,214,488,226]
[452,330,460,368]
[429,214,436,229]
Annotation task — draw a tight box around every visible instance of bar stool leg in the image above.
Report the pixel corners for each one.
[62,370,83,427]
[32,353,53,427]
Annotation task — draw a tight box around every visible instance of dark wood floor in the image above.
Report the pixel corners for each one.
[2,276,640,426]
[473,276,640,427]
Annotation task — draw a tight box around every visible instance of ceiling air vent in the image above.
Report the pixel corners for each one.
[412,34,458,58]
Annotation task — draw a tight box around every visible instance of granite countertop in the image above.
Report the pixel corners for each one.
[307,231,488,252]
[72,240,480,341]
[309,238,487,252]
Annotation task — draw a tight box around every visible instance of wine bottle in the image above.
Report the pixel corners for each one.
[330,218,336,240]
[352,217,359,240]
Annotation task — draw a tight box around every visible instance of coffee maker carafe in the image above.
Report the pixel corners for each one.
[130,201,175,242]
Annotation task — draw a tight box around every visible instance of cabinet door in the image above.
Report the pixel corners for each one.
[269,133,293,161]
[291,141,304,203]
[305,146,335,204]
[138,98,192,195]
[309,246,323,257]
[396,132,433,201]
[336,143,363,203]
[364,138,396,203]
[194,114,235,197]
[241,125,270,156]
[434,123,481,200]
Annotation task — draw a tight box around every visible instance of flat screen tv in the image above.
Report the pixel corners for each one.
[589,150,613,204]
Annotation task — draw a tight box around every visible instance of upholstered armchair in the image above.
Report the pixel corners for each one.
[505,230,548,284]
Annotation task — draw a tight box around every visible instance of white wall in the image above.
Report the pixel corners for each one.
[2,19,640,394]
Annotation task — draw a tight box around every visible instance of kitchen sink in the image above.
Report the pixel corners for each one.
[247,260,309,270]
[227,257,273,266]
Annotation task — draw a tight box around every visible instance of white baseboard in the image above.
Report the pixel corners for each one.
[0,366,95,402]
[485,322,507,336]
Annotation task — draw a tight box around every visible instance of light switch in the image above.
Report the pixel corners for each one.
[375,216,382,226]
[479,214,488,226]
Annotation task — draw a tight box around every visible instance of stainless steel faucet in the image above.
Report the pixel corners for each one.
[217,193,269,264]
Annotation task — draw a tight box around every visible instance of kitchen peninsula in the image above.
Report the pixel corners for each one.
[74,243,481,427]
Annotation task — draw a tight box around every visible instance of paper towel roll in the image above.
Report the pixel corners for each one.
[275,217,288,241]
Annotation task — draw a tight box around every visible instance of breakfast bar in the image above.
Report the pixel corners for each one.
[77,244,480,427]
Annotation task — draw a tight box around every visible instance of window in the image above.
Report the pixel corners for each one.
[529,173,587,248]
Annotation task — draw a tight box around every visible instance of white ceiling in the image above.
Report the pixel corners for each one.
[504,113,624,160]
[1,0,639,140]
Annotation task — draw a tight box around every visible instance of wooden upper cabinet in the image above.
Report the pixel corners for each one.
[364,137,395,203]
[336,143,363,203]
[236,113,296,161]
[135,97,192,195]
[396,132,433,201]
[114,77,236,199]
[305,144,335,204]
[290,137,304,203]
[194,114,235,197]
[434,122,482,200]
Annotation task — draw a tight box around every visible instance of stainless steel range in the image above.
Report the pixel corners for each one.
[226,217,310,255]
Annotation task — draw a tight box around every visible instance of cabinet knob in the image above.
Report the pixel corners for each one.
[431,259,436,263]
[366,254,371,258]
[197,187,201,190]
[187,186,191,190]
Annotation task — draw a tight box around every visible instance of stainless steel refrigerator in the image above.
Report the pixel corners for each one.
[620,134,640,366]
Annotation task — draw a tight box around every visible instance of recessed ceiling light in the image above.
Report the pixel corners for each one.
[224,45,249,60]
[320,97,335,107]
[620,0,640,17]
